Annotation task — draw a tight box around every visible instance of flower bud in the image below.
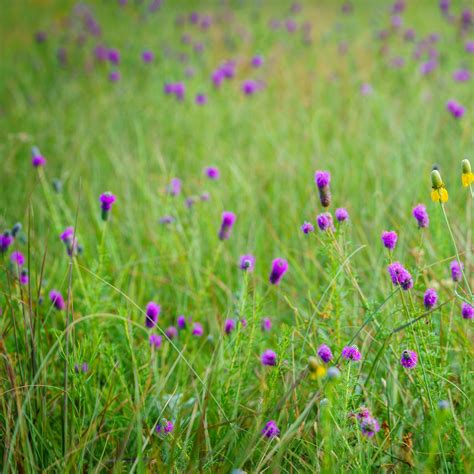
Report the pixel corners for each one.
[431,170,443,189]
[462,158,472,174]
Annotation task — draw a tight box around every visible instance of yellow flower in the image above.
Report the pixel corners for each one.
[308,356,327,380]
[461,172,474,187]
[431,187,449,202]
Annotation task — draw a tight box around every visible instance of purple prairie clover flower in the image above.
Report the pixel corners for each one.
[109,71,120,82]
[439,0,450,13]
[174,83,185,101]
[461,303,473,319]
[261,420,279,438]
[269,258,288,285]
[239,254,255,271]
[404,28,416,41]
[99,192,116,220]
[261,349,277,366]
[189,11,199,23]
[242,80,258,95]
[10,251,25,266]
[166,326,178,339]
[360,83,373,96]
[400,350,417,369]
[390,56,405,69]
[185,197,196,209]
[341,345,361,361]
[461,9,473,28]
[387,262,413,290]
[224,319,236,334]
[221,61,236,79]
[261,317,272,331]
[301,221,314,234]
[19,270,28,285]
[412,204,429,228]
[314,170,331,207]
[423,288,438,310]
[156,420,174,435]
[149,334,162,348]
[164,83,175,95]
[360,417,380,437]
[0,232,13,253]
[31,147,46,167]
[60,227,74,242]
[391,15,402,29]
[354,406,371,421]
[142,50,154,63]
[200,192,210,202]
[446,100,465,119]
[200,15,212,29]
[316,213,334,232]
[177,315,187,329]
[218,211,236,240]
[240,318,247,328]
[193,42,204,54]
[317,344,333,363]
[192,322,203,336]
[212,69,224,87]
[466,41,474,53]
[453,69,471,82]
[392,0,405,14]
[159,215,175,225]
[251,55,264,68]
[420,59,438,75]
[145,301,160,328]
[94,45,108,61]
[286,19,297,33]
[49,290,65,311]
[205,167,220,180]
[335,208,349,222]
[107,48,120,65]
[195,94,207,105]
[168,178,182,196]
[381,231,398,250]
[450,260,463,282]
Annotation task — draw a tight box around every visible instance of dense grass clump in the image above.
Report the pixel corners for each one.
[1,1,473,472]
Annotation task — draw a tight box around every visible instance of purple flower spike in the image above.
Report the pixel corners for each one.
[166,326,178,339]
[423,289,438,310]
[261,349,277,366]
[156,420,174,435]
[242,79,258,95]
[168,178,182,196]
[314,171,331,207]
[99,192,116,220]
[360,83,373,96]
[205,167,220,180]
[341,345,361,361]
[239,254,255,271]
[195,94,207,105]
[224,319,236,334]
[317,344,333,363]
[301,222,314,234]
[335,208,349,222]
[218,211,236,240]
[453,69,471,82]
[269,258,288,285]
[446,100,465,119]
[11,251,25,266]
[177,315,187,329]
[192,322,203,336]
[261,420,279,438]
[174,82,185,101]
[461,303,473,319]
[149,334,162,349]
[261,317,272,331]
[251,55,264,68]
[31,147,46,167]
[145,301,160,328]
[412,204,429,228]
[466,41,474,53]
[387,262,413,290]
[400,350,417,369]
[142,50,154,63]
[450,260,463,282]
[316,213,334,232]
[360,417,380,437]
[381,231,398,250]
[107,48,120,65]
[0,232,13,253]
[49,290,65,311]
[109,71,121,82]
[20,270,28,285]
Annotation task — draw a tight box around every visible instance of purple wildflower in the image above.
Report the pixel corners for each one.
[400,350,417,369]
[360,83,373,96]
[19,270,28,285]
[314,171,331,207]
[159,215,175,225]
[387,262,413,290]
[261,420,279,438]
[439,0,450,14]
[412,204,429,228]
[195,94,207,105]
[317,344,333,363]
[381,231,398,250]
[335,208,349,222]
[218,211,236,240]
[423,289,438,310]
[168,178,182,196]
[420,59,438,75]
[261,317,272,331]
[355,406,371,421]
[242,80,258,95]
[94,45,108,61]
[224,319,236,334]
[360,417,381,437]
[341,346,361,361]
[404,28,416,41]
[192,322,203,336]
[185,197,196,209]
[35,31,47,43]
[200,192,210,202]
[109,71,120,82]
[31,147,46,167]
[251,55,264,68]
[10,251,25,266]
[466,41,474,53]
[145,302,160,328]
[99,192,116,220]
[0,232,13,253]
[165,326,178,339]
[450,260,463,282]
[269,258,288,285]
[107,48,120,65]
[239,254,255,271]
[446,100,465,119]
[316,213,334,232]
[453,69,471,82]
[205,167,220,180]
[301,221,314,234]
[142,50,154,63]
[177,315,187,329]
[156,420,174,435]
[149,334,162,348]
[261,349,277,366]
[461,303,473,319]
[49,290,65,311]
[173,82,185,101]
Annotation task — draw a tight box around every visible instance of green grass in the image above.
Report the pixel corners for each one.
[1,0,473,472]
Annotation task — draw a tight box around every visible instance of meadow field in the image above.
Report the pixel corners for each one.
[1,0,473,472]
